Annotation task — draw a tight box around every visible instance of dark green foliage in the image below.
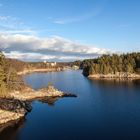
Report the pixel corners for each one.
[82,53,140,76]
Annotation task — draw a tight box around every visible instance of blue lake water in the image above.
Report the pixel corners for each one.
[1,70,140,140]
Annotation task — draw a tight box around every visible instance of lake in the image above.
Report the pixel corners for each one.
[0,70,140,140]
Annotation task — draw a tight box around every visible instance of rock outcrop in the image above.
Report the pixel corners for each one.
[88,72,140,79]
[10,85,64,101]
[10,85,76,101]
[0,98,31,125]
[0,85,77,126]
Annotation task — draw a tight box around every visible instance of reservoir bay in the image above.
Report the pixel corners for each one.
[1,70,140,140]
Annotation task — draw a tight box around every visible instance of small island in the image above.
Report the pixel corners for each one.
[81,53,140,79]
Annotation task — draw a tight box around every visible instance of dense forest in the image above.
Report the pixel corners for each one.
[81,53,140,76]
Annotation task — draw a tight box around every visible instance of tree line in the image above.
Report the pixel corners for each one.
[81,53,140,76]
[0,52,25,97]
[0,52,79,97]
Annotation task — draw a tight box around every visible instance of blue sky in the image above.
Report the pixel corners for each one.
[0,0,140,61]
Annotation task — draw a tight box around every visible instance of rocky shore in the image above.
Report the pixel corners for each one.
[0,98,31,125]
[0,85,77,126]
[88,72,140,79]
[10,85,64,101]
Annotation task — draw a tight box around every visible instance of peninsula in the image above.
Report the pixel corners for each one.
[0,52,76,126]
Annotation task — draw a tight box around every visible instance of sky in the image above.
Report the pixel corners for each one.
[0,0,140,62]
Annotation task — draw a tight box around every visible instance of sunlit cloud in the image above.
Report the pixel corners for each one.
[0,34,111,62]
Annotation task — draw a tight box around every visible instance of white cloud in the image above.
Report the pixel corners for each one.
[0,29,36,35]
[3,51,57,61]
[53,6,102,24]
[0,34,110,62]
[3,51,88,62]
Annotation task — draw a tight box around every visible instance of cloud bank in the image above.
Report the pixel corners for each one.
[0,34,110,62]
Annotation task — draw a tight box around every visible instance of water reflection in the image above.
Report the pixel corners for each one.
[0,118,25,140]
[0,71,140,140]
[0,96,60,137]
[39,97,59,106]
[89,78,140,88]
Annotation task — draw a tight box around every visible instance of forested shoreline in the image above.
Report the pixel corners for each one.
[0,52,77,97]
[0,52,78,126]
[0,51,63,97]
[0,52,25,97]
[81,53,140,77]
[1,52,140,97]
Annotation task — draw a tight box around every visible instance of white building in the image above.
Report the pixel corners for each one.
[50,62,57,66]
